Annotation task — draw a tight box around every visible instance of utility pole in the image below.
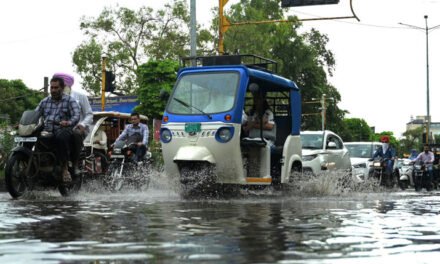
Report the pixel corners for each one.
[399,16,440,144]
[101,56,107,111]
[190,0,197,65]
[321,94,326,131]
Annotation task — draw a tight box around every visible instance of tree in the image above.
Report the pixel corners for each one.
[135,59,179,119]
[401,127,424,154]
[214,0,347,132]
[340,118,373,142]
[0,79,43,124]
[73,1,190,96]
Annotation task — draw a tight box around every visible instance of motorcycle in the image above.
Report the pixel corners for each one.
[369,157,395,188]
[4,111,82,198]
[105,140,152,191]
[412,161,433,191]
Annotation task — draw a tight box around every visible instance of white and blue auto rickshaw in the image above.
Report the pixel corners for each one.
[160,55,302,196]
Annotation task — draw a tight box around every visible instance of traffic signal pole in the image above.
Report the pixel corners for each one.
[218,0,359,54]
[101,56,107,111]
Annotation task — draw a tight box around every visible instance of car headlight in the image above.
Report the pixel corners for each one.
[160,128,172,143]
[302,154,318,161]
[215,127,234,143]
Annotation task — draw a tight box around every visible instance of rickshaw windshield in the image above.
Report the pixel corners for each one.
[167,72,240,115]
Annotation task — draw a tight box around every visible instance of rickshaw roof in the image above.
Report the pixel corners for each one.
[92,111,148,121]
[178,65,299,92]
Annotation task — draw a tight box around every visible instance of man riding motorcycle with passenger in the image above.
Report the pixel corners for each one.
[35,76,80,183]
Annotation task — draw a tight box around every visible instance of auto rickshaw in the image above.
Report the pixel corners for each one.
[160,55,303,197]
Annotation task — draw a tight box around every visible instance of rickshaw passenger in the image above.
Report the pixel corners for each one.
[36,77,80,183]
[243,92,276,148]
[112,112,149,162]
[53,72,93,174]
[91,126,108,154]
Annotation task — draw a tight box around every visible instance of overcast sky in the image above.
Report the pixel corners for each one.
[1,0,440,137]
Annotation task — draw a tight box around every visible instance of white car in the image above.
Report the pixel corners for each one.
[300,130,352,176]
[345,142,381,182]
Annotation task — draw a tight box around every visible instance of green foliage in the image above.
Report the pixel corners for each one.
[340,118,373,142]
[135,60,179,119]
[0,79,43,124]
[73,1,190,95]
[401,127,424,154]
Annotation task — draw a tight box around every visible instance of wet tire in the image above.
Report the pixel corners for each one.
[106,163,124,191]
[399,180,408,190]
[4,152,32,199]
[179,163,216,198]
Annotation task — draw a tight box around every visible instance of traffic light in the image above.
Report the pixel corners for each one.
[105,70,116,93]
[281,0,339,7]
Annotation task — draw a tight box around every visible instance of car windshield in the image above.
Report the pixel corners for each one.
[300,134,324,149]
[346,144,374,158]
[167,72,240,115]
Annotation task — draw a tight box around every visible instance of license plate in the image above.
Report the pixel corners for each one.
[14,137,37,143]
[185,123,201,133]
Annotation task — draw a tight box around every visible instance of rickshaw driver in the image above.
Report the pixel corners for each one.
[112,112,149,162]
[36,76,81,183]
[53,72,93,175]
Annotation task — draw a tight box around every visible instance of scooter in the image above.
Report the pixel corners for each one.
[397,159,414,190]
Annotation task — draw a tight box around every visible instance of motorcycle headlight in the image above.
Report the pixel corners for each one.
[302,154,318,161]
[215,127,234,143]
[160,128,172,143]
[113,148,121,154]
[373,161,381,167]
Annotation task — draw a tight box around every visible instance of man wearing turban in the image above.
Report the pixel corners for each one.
[53,72,93,175]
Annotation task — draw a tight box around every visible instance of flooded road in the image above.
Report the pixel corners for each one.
[1,175,440,263]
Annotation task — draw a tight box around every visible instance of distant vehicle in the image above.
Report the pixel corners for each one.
[300,130,351,176]
[345,142,381,182]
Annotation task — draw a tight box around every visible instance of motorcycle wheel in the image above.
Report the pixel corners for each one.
[58,166,83,197]
[414,176,422,192]
[106,163,124,191]
[399,180,408,190]
[4,152,33,198]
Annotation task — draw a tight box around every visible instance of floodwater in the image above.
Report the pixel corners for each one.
[1,172,440,264]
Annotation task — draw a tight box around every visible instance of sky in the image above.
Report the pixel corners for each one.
[1,0,440,137]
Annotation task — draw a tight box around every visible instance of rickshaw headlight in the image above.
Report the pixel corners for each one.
[215,127,234,143]
[160,128,172,143]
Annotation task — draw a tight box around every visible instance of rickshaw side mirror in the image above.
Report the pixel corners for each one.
[159,89,170,101]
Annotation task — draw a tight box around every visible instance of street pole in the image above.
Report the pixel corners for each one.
[399,16,440,144]
[321,94,326,131]
[101,56,107,111]
[190,0,197,66]
[425,15,430,144]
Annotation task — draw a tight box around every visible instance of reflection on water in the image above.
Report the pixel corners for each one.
[1,172,440,263]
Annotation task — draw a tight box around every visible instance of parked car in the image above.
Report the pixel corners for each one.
[300,130,351,176]
[345,142,381,182]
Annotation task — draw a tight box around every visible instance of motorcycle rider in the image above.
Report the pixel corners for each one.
[372,136,396,177]
[112,112,149,162]
[53,72,93,175]
[36,76,81,183]
[413,144,434,185]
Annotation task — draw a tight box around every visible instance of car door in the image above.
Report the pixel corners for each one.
[325,135,346,170]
